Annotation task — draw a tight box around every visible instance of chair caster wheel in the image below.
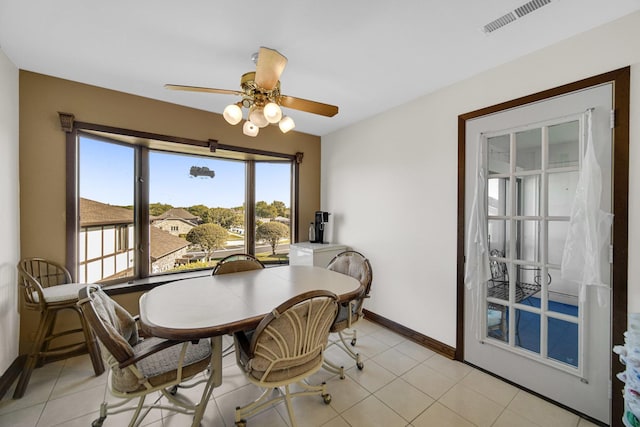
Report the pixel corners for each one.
[350,338,357,346]
[356,361,364,370]
[92,417,106,427]
[323,393,332,404]
[169,385,178,395]
[235,419,247,427]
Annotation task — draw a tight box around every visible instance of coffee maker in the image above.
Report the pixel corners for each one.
[311,211,330,243]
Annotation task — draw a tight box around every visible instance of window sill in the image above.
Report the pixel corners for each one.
[102,263,287,296]
[103,269,213,296]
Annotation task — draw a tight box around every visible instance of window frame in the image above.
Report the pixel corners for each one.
[115,224,130,253]
[65,119,301,285]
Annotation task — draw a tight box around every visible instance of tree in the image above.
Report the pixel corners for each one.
[185,223,228,261]
[256,221,289,255]
[255,201,277,219]
[149,203,173,217]
[272,200,287,218]
[187,204,209,220]
[208,207,242,229]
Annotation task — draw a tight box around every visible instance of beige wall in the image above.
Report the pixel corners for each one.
[18,71,321,353]
[322,11,640,347]
[0,48,20,372]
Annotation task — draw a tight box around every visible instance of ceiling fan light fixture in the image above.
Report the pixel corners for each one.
[249,105,269,128]
[243,120,259,137]
[264,102,283,124]
[165,47,338,137]
[223,104,243,125]
[279,116,295,133]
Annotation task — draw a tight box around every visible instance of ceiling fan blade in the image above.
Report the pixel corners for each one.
[254,47,287,91]
[279,95,339,117]
[164,84,242,96]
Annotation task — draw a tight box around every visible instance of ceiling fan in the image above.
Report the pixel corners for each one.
[165,47,339,137]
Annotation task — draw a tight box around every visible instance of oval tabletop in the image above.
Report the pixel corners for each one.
[139,265,363,340]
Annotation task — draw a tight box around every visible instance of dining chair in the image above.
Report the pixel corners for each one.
[77,284,220,427]
[212,253,264,275]
[323,250,373,378]
[13,257,104,398]
[213,253,266,357]
[233,290,339,427]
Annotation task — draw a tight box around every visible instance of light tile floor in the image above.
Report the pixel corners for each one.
[0,319,601,427]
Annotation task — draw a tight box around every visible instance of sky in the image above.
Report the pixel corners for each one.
[79,135,290,208]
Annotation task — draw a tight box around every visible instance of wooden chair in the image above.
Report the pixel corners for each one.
[212,253,264,275]
[233,290,339,427]
[13,257,104,398]
[77,284,220,427]
[323,251,373,378]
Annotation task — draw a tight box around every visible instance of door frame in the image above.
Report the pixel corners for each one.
[456,67,630,422]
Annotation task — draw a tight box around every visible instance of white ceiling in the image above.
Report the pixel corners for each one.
[1,0,639,136]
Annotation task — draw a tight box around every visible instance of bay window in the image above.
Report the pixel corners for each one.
[67,120,299,285]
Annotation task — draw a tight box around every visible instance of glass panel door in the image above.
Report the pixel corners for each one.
[484,116,582,370]
[464,81,614,424]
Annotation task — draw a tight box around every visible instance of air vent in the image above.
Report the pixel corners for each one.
[483,13,517,34]
[482,0,553,34]
[514,0,551,18]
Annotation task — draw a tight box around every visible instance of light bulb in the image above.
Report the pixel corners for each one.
[249,106,269,128]
[243,120,259,137]
[223,104,242,125]
[279,116,295,133]
[263,102,282,124]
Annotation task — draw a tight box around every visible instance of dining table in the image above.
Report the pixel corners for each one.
[137,264,363,426]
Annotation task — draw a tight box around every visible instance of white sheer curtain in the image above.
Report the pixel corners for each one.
[561,109,613,304]
[464,134,491,338]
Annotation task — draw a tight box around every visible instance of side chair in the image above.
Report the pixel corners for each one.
[233,290,339,427]
[77,284,221,427]
[14,257,104,399]
[213,253,266,357]
[212,253,265,275]
[323,250,373,378]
